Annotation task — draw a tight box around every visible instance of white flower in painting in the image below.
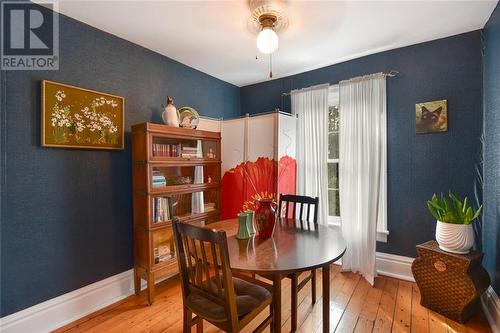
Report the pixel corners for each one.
[55,90,66,102]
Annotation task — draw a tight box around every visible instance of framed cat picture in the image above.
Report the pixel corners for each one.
[415,99,448,134]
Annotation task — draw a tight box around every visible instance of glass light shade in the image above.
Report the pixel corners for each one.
[256,27,279,54]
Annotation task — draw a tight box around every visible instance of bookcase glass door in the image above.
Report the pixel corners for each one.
[151,164,220,190]
[170,189,219,219]
[151,136,219,160]
[152,227,175,269]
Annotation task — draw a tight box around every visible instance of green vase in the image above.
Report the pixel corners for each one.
[246,210,256,235]
[237,212,251,240]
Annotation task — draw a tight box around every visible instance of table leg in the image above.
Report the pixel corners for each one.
[322,265,330,333]
[273,273,282,333]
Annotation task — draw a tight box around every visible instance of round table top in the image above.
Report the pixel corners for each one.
[207,218,347,275]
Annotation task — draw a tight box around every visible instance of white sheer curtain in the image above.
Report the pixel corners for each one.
[292,84,329,225]
[339,73,387,285]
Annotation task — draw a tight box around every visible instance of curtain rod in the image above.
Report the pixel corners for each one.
[280,70,399,96]
[218,109,295,121]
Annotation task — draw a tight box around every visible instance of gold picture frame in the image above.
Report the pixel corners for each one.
[415,99,448,134]
[41,80,124,149]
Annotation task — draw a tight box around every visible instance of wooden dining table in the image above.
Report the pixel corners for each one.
[206,218,346,333]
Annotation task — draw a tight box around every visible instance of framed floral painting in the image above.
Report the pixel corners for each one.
[41,80,124,149]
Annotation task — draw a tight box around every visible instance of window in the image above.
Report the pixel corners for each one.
[327,87,340,225]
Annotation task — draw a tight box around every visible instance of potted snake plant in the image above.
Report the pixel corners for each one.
[426,191,482,254]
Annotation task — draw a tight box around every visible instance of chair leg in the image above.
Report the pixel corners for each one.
[183,307,192,333]
[291,273,298,332]
[311,269,317,304]
[270,303,274,333]
[196,319,203,333]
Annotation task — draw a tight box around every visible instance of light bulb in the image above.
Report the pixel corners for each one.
[256,27,278,54]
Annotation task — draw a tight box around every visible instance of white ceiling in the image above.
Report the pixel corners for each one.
[46,0,498,87]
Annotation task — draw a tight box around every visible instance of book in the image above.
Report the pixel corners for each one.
[153,197,171,223]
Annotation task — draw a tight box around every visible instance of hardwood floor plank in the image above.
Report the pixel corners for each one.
[52,271,493,333]
[410,283,429,333]
[446,318,467,333]
[428,311,449,333]
[297,266,345,333]
[336,277,372,333]
[465,311,493,333]
[63,278,180,333]
[372,277,398,333]
[359,277,386,321]
[354,317,375,333]
[391,280,412,333]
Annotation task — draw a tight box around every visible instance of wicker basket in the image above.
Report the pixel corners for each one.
[411,240,490,323]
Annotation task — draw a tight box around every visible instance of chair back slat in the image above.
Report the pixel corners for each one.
[172,219,239,323]
[210,242,223,297]
[182,235,195,284]
[279,194,319,225]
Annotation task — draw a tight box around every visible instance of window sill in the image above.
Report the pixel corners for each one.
[327,221,389,243]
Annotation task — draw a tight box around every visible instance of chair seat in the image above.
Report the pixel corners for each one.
[186,277,272,323]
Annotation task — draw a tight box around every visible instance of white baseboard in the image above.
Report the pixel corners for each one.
[0,269,140,333]
[482,286,500,333]
[0,251,415,333]
[376,251,415,282]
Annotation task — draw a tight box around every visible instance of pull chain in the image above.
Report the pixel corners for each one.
[269,52,273,79]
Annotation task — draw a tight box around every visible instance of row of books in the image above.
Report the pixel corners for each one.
[152,144,202,158]
[154,244,174,264]
[153,197,171,223]
[152,143,181,157]
[180,146,201,158]
[152,170,166,187]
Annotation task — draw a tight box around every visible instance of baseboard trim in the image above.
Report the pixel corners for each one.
[1,251,415,332]
[376,251,415,282]
[482,286,500,333]
[0,269,139,333]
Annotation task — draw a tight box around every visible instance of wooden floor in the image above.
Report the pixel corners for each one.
[55,265,491,333]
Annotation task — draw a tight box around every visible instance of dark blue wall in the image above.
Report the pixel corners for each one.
[0,6,239,316]
[241,32,484,258]
[484,3,500,295]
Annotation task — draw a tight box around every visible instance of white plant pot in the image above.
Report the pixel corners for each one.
[435,220,474,254]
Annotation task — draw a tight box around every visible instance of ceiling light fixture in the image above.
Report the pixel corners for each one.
[249,0,287,79]
[256,15,279,54]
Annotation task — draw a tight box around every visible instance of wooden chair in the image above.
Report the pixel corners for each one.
[278,193,319,332]
[172,218,274,333]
